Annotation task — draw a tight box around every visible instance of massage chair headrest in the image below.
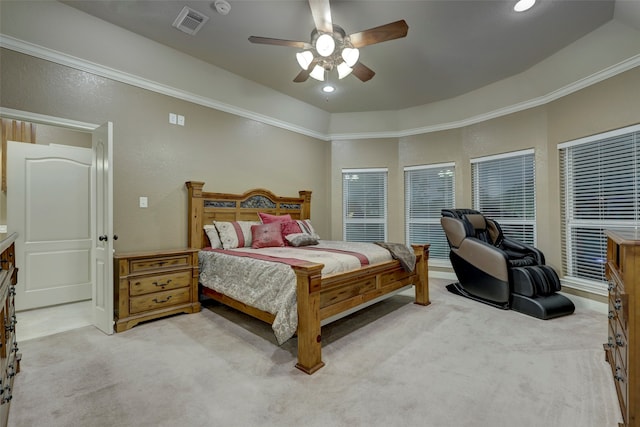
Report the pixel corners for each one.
[441,209,504,247]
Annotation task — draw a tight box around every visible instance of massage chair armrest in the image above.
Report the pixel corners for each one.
[456,237,510,282]
[501,237,545,264]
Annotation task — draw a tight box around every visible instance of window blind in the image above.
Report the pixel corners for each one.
[343,168,387,242]
[471,149,536,245]
[560,124,640,286]
[404,163,455,261]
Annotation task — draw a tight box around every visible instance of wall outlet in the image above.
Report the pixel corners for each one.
[0,225,7,233]
[177,115,185,126]
[169,113,177,124]
[139,196,148,208]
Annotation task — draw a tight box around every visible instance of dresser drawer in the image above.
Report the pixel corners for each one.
[129,287,191,314]
[129,270,191,297]
[614,347,628,420]
[128,253,192,273]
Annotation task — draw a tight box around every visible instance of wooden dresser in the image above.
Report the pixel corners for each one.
[0,233,20,426]
[605,230,639,427]
[114,248,201,332]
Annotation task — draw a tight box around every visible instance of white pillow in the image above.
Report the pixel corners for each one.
[214,220,260,249]
[203,224,223,249]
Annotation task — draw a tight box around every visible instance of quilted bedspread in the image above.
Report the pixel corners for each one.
[198,240,393,344]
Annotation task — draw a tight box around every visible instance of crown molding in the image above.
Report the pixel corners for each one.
[2,34,638,141]
[329,54,640,140]
[0,34,329,141]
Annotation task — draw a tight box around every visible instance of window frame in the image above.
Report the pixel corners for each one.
[404,162,455,266]
[342,168,388,242]
[470,148,537,246]
[558,123,640,294]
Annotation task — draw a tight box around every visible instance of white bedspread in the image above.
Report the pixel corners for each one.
[198,240,393,344]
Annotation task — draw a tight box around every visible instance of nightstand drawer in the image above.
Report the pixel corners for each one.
[129,270,191,296]
[129,287,191,314]
[129,254,192,273]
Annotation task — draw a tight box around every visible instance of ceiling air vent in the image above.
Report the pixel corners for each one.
[172,6,209,36]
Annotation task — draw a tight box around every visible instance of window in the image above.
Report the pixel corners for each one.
[471,149,536,245]
[404,163,455,262]
[343,168,387,242]
[559,124,640,288]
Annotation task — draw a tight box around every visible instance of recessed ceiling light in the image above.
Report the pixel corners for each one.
[322,85,335,93]
[514,0,536,12]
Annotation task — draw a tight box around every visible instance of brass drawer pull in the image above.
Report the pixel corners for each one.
[153,279,172,287]
[152,295,172,304]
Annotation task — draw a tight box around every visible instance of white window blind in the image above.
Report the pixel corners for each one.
[559,124,640,287]
[404,163,455,261]
[343,168,387,242]
[471,149,536,245]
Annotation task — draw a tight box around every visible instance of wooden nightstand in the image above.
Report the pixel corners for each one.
[114,248,201,332]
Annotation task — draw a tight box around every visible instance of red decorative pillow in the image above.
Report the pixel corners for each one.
[280,220,302,237]
[251,223,285,249]
[258,212,292,224]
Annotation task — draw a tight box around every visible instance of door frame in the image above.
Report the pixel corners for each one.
[1,107,114,334]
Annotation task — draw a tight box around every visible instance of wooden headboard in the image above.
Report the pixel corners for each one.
[185,181,312,249]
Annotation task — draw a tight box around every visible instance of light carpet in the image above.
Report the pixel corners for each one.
[8,279,622,427]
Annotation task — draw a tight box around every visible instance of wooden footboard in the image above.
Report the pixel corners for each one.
[292,244,430,374]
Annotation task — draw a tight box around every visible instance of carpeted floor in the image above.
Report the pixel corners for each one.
[8,279,622,427]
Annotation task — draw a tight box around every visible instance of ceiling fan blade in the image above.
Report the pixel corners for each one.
[348,20,409,48]
[293,58,320,83]
[352,62,375,82]
[309,0,333,33]
[248,36,311,49]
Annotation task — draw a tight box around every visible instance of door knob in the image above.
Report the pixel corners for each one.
[99,235,108,242]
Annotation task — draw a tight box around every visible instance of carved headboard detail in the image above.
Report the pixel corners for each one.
[185,181,312,249]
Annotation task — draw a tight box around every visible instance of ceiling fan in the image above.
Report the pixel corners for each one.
[248,0,409,83]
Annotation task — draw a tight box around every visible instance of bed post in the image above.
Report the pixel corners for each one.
[412,244,431,306]
[185,181,205,249]
[291,262,325,374]
[298,190,312,220]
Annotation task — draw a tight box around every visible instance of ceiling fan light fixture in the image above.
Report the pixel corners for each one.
[337,62,353,79]
[296,51,314,70]
[315,34,336,57]
[322,85,335,93]
[341,47,359,67]
[309,65,326,81]
[514,0,536,12]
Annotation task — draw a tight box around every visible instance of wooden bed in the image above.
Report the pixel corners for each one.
[186,181,430,374]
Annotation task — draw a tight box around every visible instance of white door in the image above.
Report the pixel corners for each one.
[92,122,114,334]
[7,142,93,311]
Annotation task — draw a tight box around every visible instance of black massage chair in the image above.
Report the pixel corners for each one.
[440,209,575,319]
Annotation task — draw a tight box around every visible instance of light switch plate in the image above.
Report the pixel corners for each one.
[139,196,148,208]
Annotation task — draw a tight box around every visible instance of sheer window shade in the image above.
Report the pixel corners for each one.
[343,169,387,242]
[404,163,455,261]
[559,124,640,287]
[471,149,536,245]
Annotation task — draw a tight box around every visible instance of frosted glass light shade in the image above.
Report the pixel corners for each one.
[514,0,535,12]
[337,62,353,79]
[296,51,314,70]
[309,65,325,81]
[316,34,335,57]
[341,48,359,67]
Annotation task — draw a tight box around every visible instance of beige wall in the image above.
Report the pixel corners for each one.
[0,49,330,252]
[332,67,640,276]
[2,46,639,276]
